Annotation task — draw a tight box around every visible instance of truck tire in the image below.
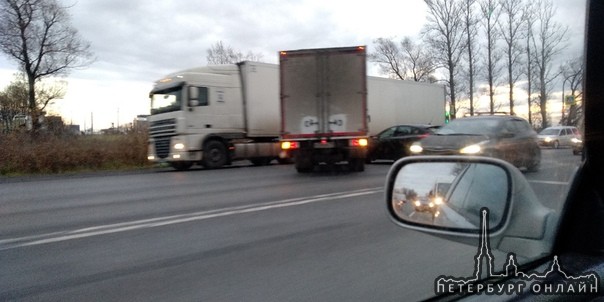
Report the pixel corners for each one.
[295,156,313,173]
[170,162,193,171]
[348,158,365,172]
[277,158,293,165]
[202,140,228,169]
[251,157,271,166]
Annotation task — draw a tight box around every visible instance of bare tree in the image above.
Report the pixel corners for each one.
[424,0,466,119]
[401,37,437,82]
[479,0,503,114]
[0,0,93,130]
[370,37,437,82]
[530,0,568,128]
[523,1,536,126]
[461,0,479,116]
[0,76,27,131]
[370,37,407,80]
[499,0,526,115]
[206,41,264,65]
[560,56,583,126]
[0,73,65,132]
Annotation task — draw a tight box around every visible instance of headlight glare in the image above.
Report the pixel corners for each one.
[460,144,482,154]
[409,144,423,154]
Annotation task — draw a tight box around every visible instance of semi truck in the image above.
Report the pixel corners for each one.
[147,58,445,171]
[278,46,370,173]
[147,62,282,170]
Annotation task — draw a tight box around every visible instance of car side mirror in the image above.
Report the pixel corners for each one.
[188,86,199,107]
[386,156,557,260]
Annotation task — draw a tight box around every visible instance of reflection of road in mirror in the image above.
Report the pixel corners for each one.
[392,162,509,230]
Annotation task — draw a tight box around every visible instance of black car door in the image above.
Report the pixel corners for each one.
[390,126,413,159]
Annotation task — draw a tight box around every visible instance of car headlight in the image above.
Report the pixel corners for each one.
[544,137,552,142]
[174,143,185,150]
[409,144,423,154]
[434,197,443,205]
[460,144,482,154]
[414,200,421,207]
[571,138,582,144]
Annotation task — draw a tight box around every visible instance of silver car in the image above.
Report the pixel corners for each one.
[537,126,580,149]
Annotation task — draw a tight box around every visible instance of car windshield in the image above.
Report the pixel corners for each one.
[540,128,561,135]
[0,0,587,301]
[436,119,500,135]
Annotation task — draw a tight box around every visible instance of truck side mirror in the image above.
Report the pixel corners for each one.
[188,86,199,107]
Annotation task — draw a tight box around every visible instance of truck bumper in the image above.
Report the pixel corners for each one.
[147,136,202,163]
[280,138,367,164]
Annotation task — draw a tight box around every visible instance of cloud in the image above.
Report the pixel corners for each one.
[0,0,586,129]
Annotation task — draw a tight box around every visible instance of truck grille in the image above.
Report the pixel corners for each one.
[149,118,176,138]
[149,119,176,159]
[154,137,171,159]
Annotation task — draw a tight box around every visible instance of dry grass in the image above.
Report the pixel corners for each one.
[0,132,151,175]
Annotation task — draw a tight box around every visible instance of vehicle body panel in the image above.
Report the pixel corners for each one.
[367,124,437,161]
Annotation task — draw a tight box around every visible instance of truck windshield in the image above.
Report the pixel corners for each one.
[151,87,182,115]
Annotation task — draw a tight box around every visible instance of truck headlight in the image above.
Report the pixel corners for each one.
[174,143,185,150]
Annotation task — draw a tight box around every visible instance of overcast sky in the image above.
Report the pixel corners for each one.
[0,0,587,130]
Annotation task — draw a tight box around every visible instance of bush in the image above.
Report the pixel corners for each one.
[0,131,151,175]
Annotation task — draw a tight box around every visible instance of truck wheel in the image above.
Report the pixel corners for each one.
[170,162,193,171]
[277,158,293,165]
[202,140,228,169]
[251,157,271,166]
[348,158,365,172]
[295,157,313,173]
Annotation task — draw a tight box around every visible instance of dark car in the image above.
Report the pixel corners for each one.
[571,136,584,155]
[366,124,438,162]
[409,115,541,172]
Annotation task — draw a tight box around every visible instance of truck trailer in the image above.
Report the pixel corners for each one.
[278,46,370,173]
[147,60,445,171]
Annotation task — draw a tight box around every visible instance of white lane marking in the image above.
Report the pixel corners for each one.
[0,187,383,250]
[527,180,570,185]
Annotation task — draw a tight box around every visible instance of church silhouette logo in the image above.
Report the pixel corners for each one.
[434,208,599,296]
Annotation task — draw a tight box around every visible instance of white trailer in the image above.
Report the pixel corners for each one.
[367,77,445,135]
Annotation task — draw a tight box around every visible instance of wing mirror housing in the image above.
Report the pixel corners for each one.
[188,86,199,107]
[385,156,557,260]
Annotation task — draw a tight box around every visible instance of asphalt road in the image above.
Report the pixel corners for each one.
[0,148,581,301]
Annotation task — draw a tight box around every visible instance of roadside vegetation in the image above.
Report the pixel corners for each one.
[0,131,150,176]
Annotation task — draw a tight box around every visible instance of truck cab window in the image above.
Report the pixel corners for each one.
[197,87,208,106]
